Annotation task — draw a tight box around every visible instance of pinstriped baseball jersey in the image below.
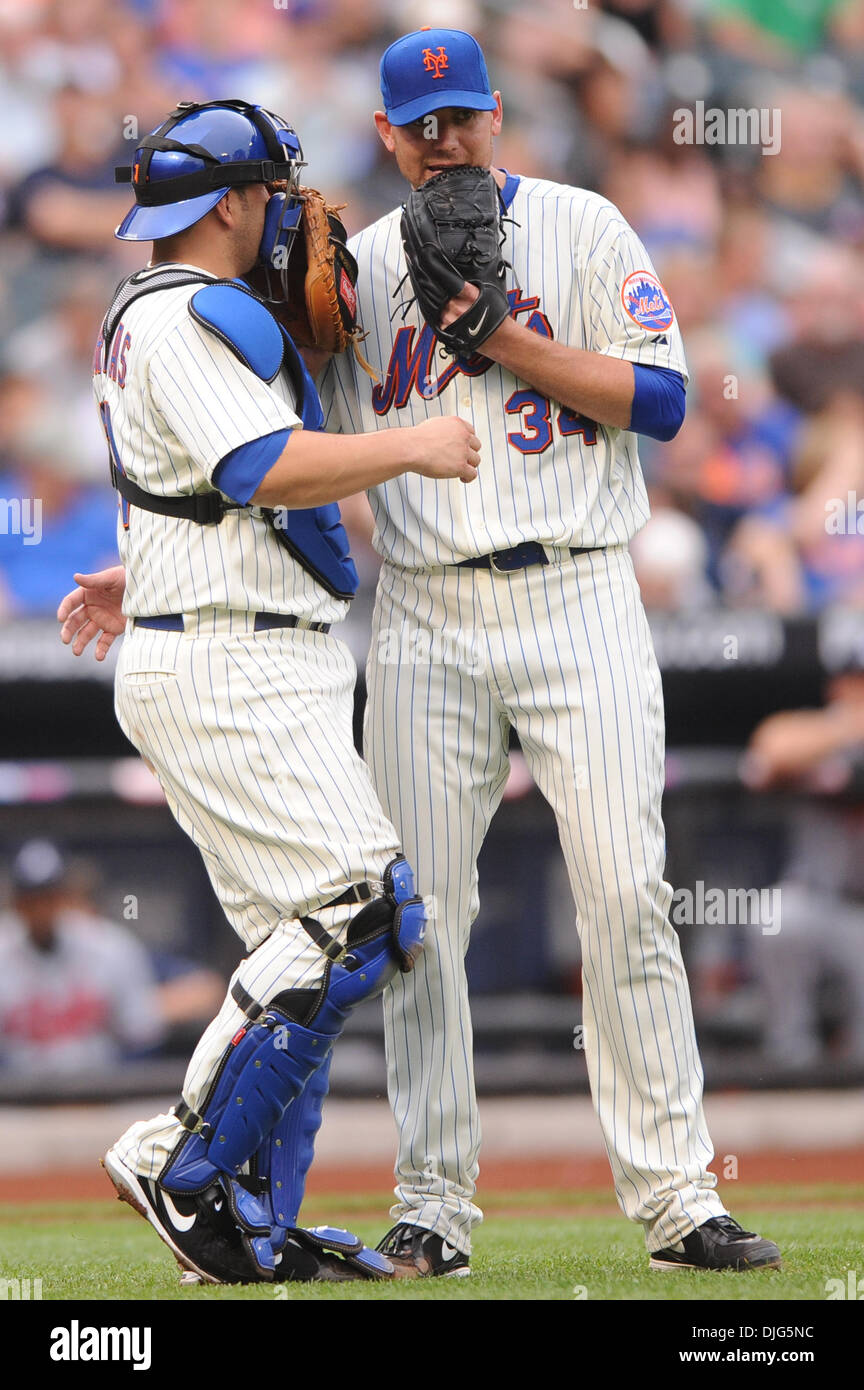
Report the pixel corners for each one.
[93,262,349,625]
[320,180,687,568]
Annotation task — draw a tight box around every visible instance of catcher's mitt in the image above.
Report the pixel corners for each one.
[399,165,510,356]
[248,187,377,378]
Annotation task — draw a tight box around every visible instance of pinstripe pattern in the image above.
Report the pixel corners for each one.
[113,623,402,1175]
[320,179,687,568]
[365,551,725,1251]
[324,175,723,1256]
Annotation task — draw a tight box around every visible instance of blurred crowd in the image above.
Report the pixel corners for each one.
[1,0,864,621]
[5,1,864,1094]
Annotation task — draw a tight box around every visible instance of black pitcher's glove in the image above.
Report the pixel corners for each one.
[399,165,509,355]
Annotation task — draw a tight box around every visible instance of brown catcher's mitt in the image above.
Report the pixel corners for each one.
[248,187,377,378]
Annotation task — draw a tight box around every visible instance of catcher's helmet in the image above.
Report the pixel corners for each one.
[114,99,304,242]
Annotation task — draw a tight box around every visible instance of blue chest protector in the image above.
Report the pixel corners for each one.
[189,282,357,601]
[273,327,359,601]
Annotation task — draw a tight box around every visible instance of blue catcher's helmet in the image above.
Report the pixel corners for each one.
[114,99,304,242]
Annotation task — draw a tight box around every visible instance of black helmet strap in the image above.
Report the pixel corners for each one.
[115,99,304,208]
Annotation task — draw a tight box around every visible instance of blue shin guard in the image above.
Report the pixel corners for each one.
[161,1009,336,1193]
[259,1049,332,1228]
[161,862,426,1200]
[259,857,426,1227]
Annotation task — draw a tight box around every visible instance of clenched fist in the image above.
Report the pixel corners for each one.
[409,416,481,484]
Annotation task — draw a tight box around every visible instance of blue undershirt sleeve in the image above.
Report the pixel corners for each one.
[212,428,293,505]
[628,365,686,442]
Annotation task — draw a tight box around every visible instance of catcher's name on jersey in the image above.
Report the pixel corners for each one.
[322,178,688,570]
[93,263,349,625]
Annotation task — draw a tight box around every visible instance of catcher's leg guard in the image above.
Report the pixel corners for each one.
[257,1049,332,1230]
[161,1000,337,1193]
[161,858,425,1200]
[253,1053,398,1278]
[256,855,425,1223]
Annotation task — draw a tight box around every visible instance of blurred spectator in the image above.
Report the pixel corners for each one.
[148,948,225,1045]
[601,0,693,52]
[4,84,134,257]
[738,675,864,1067]
[16,0,123,94]
[724,389,864,613]
[630,505,713,609]
[708,0,854,67]
[0,839,164,1075]
[154,0,285,95]
[646,330,801,593]
[715,202,792,367]
[604,125,724,258]
[2,269,116,471]
[756,87,864,246]
[0,839,226,1076]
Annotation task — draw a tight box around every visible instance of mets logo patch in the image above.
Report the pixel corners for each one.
[621,271,674,332]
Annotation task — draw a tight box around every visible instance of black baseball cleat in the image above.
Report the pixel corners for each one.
[649,1215,782,1272]
[272,1225,395,1282]
[376,1221,471,1278]
[178,1225,395,1284]
[102,1146,274,1284]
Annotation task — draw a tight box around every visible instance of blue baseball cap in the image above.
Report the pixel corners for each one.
[380,27,497,127]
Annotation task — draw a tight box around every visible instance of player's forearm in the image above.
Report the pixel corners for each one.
[480,318,635,429]
[251,421,477,508]
[250,429,412,507]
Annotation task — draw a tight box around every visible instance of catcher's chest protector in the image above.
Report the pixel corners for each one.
[268,320,359,601]
[99,268,358,600]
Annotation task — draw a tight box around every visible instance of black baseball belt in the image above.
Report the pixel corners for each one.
[134,612,330,633]
[457,542,600,574]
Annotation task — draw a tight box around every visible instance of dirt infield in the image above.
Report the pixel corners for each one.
[2,1093,861,1210]
[2,1148,861,1207]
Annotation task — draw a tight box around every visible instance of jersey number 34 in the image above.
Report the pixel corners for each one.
[505,390,598,454]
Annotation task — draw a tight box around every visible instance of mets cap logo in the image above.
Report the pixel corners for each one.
[422,46,448,79]
[621,270,674,332]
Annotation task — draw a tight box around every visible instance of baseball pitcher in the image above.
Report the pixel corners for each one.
[318,27,782,1277]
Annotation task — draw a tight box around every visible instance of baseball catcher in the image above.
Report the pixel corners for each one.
[81,96,478,1286]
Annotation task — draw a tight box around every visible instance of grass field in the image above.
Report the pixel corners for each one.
[2,1183,863,1301]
